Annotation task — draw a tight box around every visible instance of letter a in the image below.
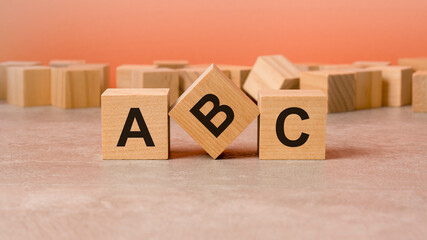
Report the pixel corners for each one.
[117,108,155,147]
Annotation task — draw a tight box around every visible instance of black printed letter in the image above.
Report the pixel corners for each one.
[117,108,155,147]
[276,107,309,147]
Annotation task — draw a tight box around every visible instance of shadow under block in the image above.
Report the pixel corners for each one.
[258,90,327,160]
[300,71,356,113]
[346,68,382,109]
[153,60,189,69]
[49,60,86,68]
[102,89,169,159]
[243,55,300,101]
[69,64,110,93]
[51,68,101,109]
[218,65,251,89]
[352,61,391,68]
[6,66,51,107]
[0,61,42,99]
[130,68,179,106]
[398,57,427,71]
[412,71,427,112]
[116,65,157,88]
[368,66,413,107]
[169,64,259,159]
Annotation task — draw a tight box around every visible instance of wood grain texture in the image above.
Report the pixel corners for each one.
[258,90,327,160]
[368,66,413,107]
[300,71,355,113]
[116,65,157,88]
[398,57,427,71]
[342,68,382,109]
[295,63,322,71]
[243,55,300,101]
[318,64,353,71]
[0,61,42,99]
[176,66,232,94]
[218,65,251,89]
[130,68,179,106]
[51,67,101,109]
[49,60,86,68]
[169,64,259,159]
[69,63,110,93]
[352,61,391,68]
[153,60,189,69]
[6,66,51,107]
[412,71,427,113]
[102,88,169,159]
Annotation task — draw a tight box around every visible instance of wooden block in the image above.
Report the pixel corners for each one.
[243,55,300,101]
[343,68,382,109]
[49,60,86,68]
[153,60,189,69]
[218,65,251,89]
[116,64,157,88]
[300,71,355,113]
[130,68,179,106]
[177,66,232,94]
[352,61,391,68]
[258,90,327,160]
[102,89,169,159]
[398,57,427,71]
[318,64,353,70]
[0,61,42,99]
[412,71,427,113]
[51,67,101,108]
[69,63,110,93]
[295,63,322,71]
[169,64,259,159]
[6,66,51,107]
[367,66,413,107]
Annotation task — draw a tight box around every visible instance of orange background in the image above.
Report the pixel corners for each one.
[1,0,427,87]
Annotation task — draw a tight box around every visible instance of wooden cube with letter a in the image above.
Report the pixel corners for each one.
[102,89,169,159]
[413,71,427,113]
[258,90,327,160]
[169,64,259,159]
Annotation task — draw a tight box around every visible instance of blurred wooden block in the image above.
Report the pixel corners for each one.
[353,61,391,68]
[412,71,427,113]
[169,64,259,159]
[368,66,413,107]
[153,60,189,69]
[318,64,353,70]
[295,63,322,71]
[177,66,232,94]
[0,61,42,99]
[51,67,101,109]
[6,66,51,107]
[243,55,300,101]
[398,57,427,71]
[69,63,110,93]
[130,68,179,106]
[258,90,327,160]
[116,64,157,88]
[344,68,383,109]
[49,60,86,68]
[218,65,251,88]
[300,71,355,113]
[102,89,169,159]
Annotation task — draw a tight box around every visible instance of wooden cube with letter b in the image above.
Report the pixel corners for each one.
[258,90,327,160]
[102,88,169,159]
[169,64,259,159]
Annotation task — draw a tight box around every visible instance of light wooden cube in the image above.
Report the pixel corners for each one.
[169,64,259,159]
[7,66,51,107]
[177,66,232,94]
[318,64,354,70]
[368,66,413,107]
[130,68,179,106]
[300,71,356,113]
[295,63,322,71]
[49,60,86,68]
[102,89,169,160]
[412,71,427,113]
[398,57,427,71]
[116,64,157,88]
[153,60,189,69]
[343,68,382,109]
[69,63,110,93]
[258,90,327,160]
[243,55,300,101]
[352,61,391,68]
[0,61,42,99]
[51,67,101,108]
[218,65,251,89]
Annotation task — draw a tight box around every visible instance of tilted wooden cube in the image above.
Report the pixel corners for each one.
[398,57,427,71]
[7,66,51,107]
[258,90,327,160]
[102,89,169,159]
[243,55,300,101]
[116,64,157,88]
[344,68,382,110]
[177,66,231,94]
[153,60,189,69]
[300,71,356,113]
[69,63,110,93]
[0,61,42,99]
[169,64,259,159]
[218,65,251,89]
[130,68,179,106]
[368,66,413,107]
[49,60,86,68]
[51,67,101,108]
[412,71,427,113]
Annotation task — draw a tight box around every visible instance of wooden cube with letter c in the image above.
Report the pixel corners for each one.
[258,90,327,160]
[169,64,259,159]
[102,88,169,160]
